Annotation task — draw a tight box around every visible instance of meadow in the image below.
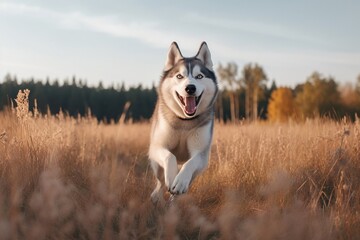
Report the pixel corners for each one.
[0,90,359,239]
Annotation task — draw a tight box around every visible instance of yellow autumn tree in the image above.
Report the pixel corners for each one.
[268,87,297,122]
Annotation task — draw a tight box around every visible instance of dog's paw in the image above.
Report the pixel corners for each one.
[165,166,178,191]
[165,176,174,191]
[170,172,191,194]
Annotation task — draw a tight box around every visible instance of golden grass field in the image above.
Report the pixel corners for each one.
[0,90,359,239]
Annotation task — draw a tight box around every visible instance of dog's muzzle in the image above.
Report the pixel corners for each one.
[175,90,203,116]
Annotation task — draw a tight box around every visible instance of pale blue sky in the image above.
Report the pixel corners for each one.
[1,0,359,88]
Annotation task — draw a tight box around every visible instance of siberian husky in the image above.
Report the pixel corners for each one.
[149,42,218,203]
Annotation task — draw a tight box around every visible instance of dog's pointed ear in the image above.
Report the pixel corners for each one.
[164,42,183,71]
[195,42,213,70]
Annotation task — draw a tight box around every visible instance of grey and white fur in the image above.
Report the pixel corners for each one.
[149,42,218,203]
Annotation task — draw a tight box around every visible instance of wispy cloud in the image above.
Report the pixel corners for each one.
[0,2,203,51]
[1,2,357,58]
[185,13,323,45]
[0,2,41,14]
[1,1,359,83]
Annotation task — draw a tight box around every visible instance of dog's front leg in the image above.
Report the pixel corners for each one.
[170,151,208,194]
[149,146,178,190]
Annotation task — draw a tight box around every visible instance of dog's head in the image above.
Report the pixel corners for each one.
[160,42,218,119]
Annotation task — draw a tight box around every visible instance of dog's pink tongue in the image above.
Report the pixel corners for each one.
[185,96,196,115]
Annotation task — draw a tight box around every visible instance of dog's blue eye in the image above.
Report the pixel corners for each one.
[176,74,184,79]
[195,74,203,79]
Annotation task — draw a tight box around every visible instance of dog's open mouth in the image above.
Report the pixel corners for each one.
[176,91,203,116]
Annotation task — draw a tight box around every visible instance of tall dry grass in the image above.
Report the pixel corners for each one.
[0,90,359,239]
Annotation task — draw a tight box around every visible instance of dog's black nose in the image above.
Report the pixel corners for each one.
[185,84,196,95]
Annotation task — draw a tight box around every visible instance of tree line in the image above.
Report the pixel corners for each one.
[267,72,360,122]
[216,63,360,122]
[0,74,156,123]
[1,63,360,123]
